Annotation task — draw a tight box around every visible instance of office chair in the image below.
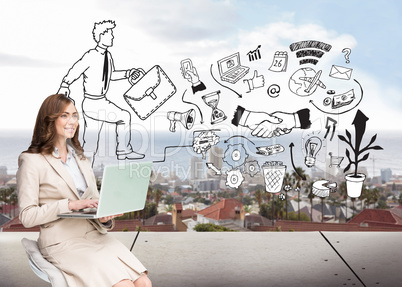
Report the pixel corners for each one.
[21,238,68,287]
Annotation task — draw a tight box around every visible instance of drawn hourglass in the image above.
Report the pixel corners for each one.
[202,90,227,125]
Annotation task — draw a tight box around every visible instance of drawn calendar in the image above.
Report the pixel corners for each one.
[268,51,288,72]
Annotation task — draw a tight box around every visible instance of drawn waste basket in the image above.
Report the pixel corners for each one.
[124,65,176,120]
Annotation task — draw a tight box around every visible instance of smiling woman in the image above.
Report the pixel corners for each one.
[25,94,84,158]
[17,94,152,287]
[54,103,79,161]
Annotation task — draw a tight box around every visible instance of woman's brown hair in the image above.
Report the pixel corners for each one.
[25,94,85,158]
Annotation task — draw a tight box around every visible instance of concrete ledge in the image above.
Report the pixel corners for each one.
[1,232,401,286]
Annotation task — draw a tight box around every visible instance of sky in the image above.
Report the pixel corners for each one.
[0,0,401,134]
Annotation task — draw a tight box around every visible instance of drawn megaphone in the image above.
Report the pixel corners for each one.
[167,109,196,132]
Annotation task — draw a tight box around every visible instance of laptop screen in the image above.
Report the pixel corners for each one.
[97,162,152,217]
[218,52,240,75]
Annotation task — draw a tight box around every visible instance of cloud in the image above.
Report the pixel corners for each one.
[98,0,239,42]
[0,52,62,68]
[237,22,357,54]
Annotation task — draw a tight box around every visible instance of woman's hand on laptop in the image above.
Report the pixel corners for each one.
[99,214,123,223]
[68,199,99,211]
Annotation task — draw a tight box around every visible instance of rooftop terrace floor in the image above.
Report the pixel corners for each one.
[1,231,401,286]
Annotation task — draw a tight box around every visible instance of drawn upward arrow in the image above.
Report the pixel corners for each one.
[289,142,306,180]
[324,117,337,141]
[352,109,369,154]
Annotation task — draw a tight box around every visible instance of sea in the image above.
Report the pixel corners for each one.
[1,128,401,181]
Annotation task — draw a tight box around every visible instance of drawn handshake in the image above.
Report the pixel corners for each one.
[231,105,311,138]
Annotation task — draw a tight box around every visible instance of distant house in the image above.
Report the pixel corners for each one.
[287,200,310,213]
[244,213,271,228]
[300,206,322,222]
[348,207,402,229]
[195,198,246,230]
[172,203,189,232]
[141,205,197,232]
[287,200,354,223]
[145,213,172,226]
[312,202,354,223]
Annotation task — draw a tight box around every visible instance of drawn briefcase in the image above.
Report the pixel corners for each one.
[124,65,176,120]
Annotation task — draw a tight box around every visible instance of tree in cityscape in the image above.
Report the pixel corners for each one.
[164,194,174,205]
[9,192,18,218]
[287,211,310,221]
[361,187,381,209]
[143,202,158,219]
[266,191,272,204]
[0,187,17,218]
[371,188,380,209]
[329,196,341,222]
[305,180,315,222]
[242,195,253,206]
[377,199,388,209]
[273,195,285,220]
[291,167,307,221]
[259,203,270,219]
[254,189,264,208]
[146,185,153,202]
[282,172,292,220]
[338,181,348,220]
[153,188,163,209]
[243,205,252,213]
[258,196,285,221]
[360,186,370,209]
[193,223,235,232]
[164,204,173,213]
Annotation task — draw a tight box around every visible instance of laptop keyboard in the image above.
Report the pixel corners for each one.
[74,208,97,214]
[227,67,245,78]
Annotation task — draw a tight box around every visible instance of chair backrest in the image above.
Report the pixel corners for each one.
[21,238,68,287]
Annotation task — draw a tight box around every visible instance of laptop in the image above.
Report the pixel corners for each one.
[58,161,152,219]
[217,52,249,84]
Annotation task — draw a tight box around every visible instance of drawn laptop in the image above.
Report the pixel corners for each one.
[58,161,152,219]
[217,52,249,84]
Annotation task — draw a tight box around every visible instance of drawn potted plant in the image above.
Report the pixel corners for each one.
[338,110,383,198]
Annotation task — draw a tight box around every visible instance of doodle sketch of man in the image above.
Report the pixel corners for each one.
[58,20,144,164]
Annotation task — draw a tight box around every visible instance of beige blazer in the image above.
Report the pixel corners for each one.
[17,150,111,249]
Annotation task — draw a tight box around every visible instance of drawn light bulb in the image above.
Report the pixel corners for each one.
[304,136,322,167]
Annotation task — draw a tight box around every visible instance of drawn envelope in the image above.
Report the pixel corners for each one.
[329,65,353,80]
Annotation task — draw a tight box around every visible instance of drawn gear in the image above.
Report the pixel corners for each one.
[226,169,244,189]
[244,160,260,177]
[223,144,248,168]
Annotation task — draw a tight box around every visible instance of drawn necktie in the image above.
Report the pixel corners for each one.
[102,51,109,91]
